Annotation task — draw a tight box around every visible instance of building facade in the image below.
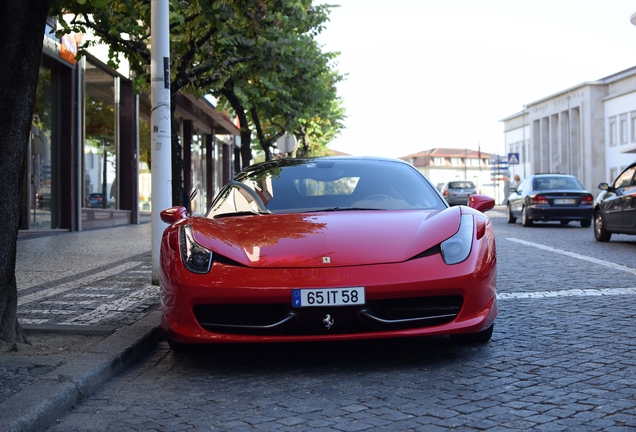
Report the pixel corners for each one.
[400,148,508,202]
[501,66,636,195]
[20,18,240,237]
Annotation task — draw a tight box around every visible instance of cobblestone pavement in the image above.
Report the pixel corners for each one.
[46,210,636,431]
[0,223,159,409]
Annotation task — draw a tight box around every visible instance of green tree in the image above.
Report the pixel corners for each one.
[217,2,345,161]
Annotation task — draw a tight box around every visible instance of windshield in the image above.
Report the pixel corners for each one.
[533,176,585,191]
[207,159,447,217]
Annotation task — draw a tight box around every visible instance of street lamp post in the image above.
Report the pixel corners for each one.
[150,0,172,284]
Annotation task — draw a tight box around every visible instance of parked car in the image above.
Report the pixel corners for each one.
[506,173,594,227]
[440,180,477,206]
[159,157,498,351]
[593,161,636,242]
[36,185,50,210]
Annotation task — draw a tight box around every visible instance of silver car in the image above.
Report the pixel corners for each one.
[441,180,477,206]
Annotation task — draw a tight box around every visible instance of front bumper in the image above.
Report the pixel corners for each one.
[160,240,497,344]
[528,205,593,221]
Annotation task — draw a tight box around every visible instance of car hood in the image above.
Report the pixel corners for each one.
[190,207,462,268]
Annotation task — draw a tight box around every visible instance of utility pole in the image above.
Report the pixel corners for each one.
[150,0,172,284]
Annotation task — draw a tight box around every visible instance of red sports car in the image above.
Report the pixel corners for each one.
[159,157,497,350]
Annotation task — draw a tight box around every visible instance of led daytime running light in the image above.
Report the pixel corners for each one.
[440,214,474,265]
[179,225,213,274]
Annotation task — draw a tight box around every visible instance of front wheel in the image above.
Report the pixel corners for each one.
[451,324,494,344]
[521,206,533,227]
[594,212,611,242]
[507,205,517,224]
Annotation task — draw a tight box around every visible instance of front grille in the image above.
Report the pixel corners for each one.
[193,295,463,336]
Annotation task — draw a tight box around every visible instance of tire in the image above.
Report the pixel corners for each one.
[560,220,569,226]
[507,205,517,224]
[594,211,611,242]
[451,324,494,344]
[580,219,591,228]
[521,206,533,227]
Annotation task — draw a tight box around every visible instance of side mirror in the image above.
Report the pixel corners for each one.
[160,206,188,224]
[598,182,610,191]
[468,194,495,213]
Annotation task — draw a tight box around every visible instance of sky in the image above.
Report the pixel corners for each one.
[316,0,636,159]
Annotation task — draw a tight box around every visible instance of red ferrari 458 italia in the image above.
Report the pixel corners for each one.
[159,157,497,350]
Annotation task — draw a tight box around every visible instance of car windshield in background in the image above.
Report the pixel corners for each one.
[533,176,585,191]
[448,181,475,189]
[207,158,447,217]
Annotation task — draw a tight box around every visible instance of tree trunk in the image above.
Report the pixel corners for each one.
[220,81,252,168]
[250,107,272,161]
[0,0,51,343]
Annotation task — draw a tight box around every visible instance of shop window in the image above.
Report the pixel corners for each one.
[83,61,117,209]
[30,64,54,229]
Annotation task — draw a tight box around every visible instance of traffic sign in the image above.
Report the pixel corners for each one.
[508,153,520,165]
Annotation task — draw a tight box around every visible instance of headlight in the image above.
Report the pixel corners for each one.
[179,225,212,273]
[440,214,474,265]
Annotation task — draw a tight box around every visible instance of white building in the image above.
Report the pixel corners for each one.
[400,148,510,203]
[501,66,636,193]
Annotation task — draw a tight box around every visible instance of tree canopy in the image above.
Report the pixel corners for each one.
[56,0,345,204]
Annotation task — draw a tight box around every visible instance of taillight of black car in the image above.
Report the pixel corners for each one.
[531,195,549,205]
[580,194,594,205]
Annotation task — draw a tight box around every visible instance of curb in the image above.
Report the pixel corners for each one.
[0,311,165,432]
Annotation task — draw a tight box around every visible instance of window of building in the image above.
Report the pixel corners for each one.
[609,167,618,183]
[451,157,461,166]
[433,157,444,166]
[610,119,617,147]
[620,115,628,144]
[631,112,636,142]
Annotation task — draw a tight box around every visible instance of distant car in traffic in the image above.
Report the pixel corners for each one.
[593,161,636,242]
[440,180,477,206]
[506,173,594,227]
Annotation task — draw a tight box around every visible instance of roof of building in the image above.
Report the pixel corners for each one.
[400,147,493,160]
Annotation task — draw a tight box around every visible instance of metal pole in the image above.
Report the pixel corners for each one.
[150,0,172,285]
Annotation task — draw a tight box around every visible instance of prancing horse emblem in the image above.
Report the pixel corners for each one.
[323,314,334,330]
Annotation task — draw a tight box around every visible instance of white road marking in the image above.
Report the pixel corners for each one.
[498,287,636,299]
[23,310,76,315]
[506,237,636,276]
[41,301,98,305]
[63,293,115,298]
[19,319,49,324]
[18,262,143,306]
[59,284,158,325]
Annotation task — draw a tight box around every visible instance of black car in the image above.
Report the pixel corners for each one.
[506,173,594,227]
[593,161,636,242]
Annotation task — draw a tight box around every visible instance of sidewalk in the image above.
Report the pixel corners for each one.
[0,223,165,432]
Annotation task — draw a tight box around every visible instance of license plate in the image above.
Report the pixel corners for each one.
[292,287,365,307]
[554,198,576,205]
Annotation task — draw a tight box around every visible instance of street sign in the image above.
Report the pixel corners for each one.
[508,153,520,165]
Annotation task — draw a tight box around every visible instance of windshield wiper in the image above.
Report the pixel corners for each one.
[214,211,266,219]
